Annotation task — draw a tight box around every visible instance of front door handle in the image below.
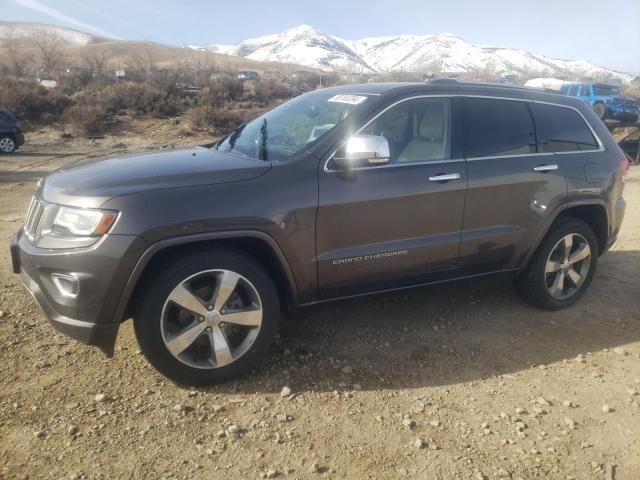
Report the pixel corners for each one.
[428,173,461,182]
[533,164,558,172]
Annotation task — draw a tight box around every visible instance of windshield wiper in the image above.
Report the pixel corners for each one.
[215,123,246,150]
[257,118,268,161]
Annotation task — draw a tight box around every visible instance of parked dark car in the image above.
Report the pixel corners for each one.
[560,83,639,123]
[11,80,628,385]
[0,110,25,153]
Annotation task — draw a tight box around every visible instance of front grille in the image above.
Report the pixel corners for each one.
[24,196,44,240]
[617,98,637,107]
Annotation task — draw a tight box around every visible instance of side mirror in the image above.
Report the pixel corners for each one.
[333,134,390,169]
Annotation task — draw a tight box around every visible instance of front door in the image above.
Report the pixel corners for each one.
[316,96,467,299]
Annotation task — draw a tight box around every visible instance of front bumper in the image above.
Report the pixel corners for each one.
[10,228,141,356]
[608,105,639,120]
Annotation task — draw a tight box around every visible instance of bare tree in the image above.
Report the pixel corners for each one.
[471,60,500,81]
[82,46,111,79]
[31,29,64,78]
[1,26,35,78]
[128,45,156,78]
[175,50,218,86]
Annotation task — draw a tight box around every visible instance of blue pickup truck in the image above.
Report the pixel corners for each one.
[560,83,639,123]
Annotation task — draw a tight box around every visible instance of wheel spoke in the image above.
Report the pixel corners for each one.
[563,235,574,261]
[213,271,240,310]
[566,267,583,287]
[168,284,208,317]
[545,260,562,274]
[208,325,233,366]
[549,271,566,297]
[221,306,262,327]
[166,321,207,356]
[568,243,590,264]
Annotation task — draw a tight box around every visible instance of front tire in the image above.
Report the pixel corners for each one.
[134,248,280,385]
[0,135,16,153]
[517,218,598,310]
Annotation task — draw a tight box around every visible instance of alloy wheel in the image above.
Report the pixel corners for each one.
[160,269,263,369]
[0,137,15,153]
[545,233,591,300]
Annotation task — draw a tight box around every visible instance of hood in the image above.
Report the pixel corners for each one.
[40,147,271,208]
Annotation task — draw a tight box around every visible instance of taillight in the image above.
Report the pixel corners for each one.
[15,121,22,129]
[620,156,630,176]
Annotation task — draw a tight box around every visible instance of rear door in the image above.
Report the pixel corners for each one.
[459,97,567,272]
[316,96,467,299]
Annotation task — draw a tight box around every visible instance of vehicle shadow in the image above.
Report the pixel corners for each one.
[212,249,640,394]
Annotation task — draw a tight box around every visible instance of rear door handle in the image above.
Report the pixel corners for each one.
[428,173,461,182]
[533,164,558,172]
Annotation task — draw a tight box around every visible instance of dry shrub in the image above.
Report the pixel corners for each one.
[93,82,182,117]
[198,78,245,107]
[188,104,266,133]
[0,78,71,122]
[62,102,110,135]
[252,79,292,103]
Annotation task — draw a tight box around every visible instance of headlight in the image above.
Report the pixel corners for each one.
[52,206,118,237]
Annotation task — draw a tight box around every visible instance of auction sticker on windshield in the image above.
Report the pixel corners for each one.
[328,94,368,105]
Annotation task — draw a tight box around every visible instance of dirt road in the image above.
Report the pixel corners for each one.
[1,146,639,479]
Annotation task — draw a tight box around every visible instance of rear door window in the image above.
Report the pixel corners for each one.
[579,86,591,96]
[530,103,599,152]
[464,98,536,158]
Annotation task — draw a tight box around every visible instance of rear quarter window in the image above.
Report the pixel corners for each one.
[530,103,599,153]
[464,98,536,158]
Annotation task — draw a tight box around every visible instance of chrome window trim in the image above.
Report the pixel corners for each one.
[334,158,466,172]
[324,94,454,172]
[466,152,556,161]
[323,93,605,173]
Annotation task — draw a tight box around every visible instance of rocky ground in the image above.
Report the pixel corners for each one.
[0,137,639,479]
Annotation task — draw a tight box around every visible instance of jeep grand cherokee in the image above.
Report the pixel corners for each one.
[10,80,628,385]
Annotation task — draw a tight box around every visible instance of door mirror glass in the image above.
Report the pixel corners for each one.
[333,134,390,169]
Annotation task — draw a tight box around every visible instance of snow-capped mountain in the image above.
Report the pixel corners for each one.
[205,25,371,72]
[198,25,633,81]
[0,21,102,45]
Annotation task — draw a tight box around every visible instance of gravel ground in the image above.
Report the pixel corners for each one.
[0,144,639,480]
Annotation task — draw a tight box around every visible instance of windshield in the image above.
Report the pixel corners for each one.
[593,85,620,96]
[216,91,368,161]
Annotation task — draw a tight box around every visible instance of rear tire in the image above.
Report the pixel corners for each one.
[134,248,280,385]
[0,135,16,153]
[517,218,598,310]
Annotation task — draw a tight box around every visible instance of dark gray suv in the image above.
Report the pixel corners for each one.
[10,80,628,385]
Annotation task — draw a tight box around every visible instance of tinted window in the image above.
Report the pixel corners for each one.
[464,98,535,158]
[360,97,452,164]
[530,103,599,153]
[579,86,591,96]
[593,85,620,96]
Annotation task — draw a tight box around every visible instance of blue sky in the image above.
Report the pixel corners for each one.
[3,0,639,74]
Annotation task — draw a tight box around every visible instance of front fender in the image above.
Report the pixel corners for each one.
[111,230,300,324]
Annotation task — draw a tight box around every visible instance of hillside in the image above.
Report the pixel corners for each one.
[200,24,635,81]
[0,21,104,45]
[0,21,320,75]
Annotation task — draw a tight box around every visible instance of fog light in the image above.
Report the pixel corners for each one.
[51,273,79,298]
